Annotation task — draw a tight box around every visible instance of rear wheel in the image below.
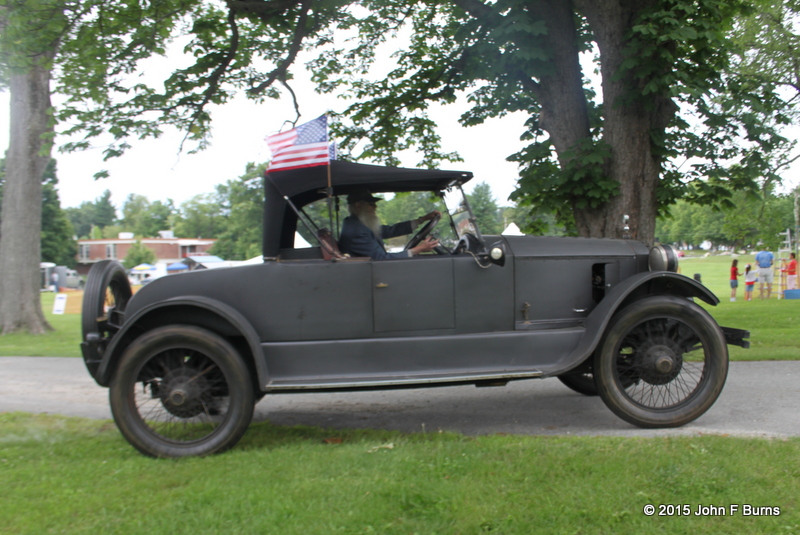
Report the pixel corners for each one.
[594,296,728,428]
[109,325,254,458]
[557,373,598,396]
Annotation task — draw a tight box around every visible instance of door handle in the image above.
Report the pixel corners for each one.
[375,282,389,289]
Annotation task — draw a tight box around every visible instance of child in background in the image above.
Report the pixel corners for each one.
[744,264,757,301]
[730,258,742,302]
[784,252,797,290]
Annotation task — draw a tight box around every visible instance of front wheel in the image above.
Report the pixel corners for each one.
[109,325,254,458]
[594,296,728,428]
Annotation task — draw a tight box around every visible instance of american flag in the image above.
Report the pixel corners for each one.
[265,115,329,172]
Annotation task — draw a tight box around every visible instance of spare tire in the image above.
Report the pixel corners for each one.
[81,260,132,379]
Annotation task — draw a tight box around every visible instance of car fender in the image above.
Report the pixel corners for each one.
[553,271,719,377]
[94,296,268,388]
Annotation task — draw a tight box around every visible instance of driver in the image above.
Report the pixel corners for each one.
[339,188,440,259]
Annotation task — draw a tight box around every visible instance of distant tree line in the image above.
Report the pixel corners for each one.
[64,163,526,262]
[63,162,267,262]
[0,158,76,267]
[656,189,797,251]
[3,155,794,275]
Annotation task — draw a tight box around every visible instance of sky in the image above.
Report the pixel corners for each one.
[0,66,529,213]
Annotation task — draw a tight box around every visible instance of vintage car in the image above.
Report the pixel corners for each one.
[80,161,749,458]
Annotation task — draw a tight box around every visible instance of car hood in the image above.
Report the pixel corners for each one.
[498,235,649,258]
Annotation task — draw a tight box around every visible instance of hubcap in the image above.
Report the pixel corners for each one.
[160,369,209,418]
[655,354,674,374]
[636,338,683,385]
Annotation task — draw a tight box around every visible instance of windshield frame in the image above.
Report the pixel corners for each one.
[441,184,487,253]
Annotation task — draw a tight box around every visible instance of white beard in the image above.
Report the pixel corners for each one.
[357,211,383,239]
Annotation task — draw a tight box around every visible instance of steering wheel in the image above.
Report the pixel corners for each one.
[404,213,441,251]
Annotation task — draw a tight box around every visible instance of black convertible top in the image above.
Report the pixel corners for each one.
[265,160,472,198]
[262,161,473,257]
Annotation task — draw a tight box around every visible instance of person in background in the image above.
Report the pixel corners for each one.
[744,264,757,301]
[50,271,59,293]
[783,252,797,291]
[730,258,742,302]
[755,249,774,299]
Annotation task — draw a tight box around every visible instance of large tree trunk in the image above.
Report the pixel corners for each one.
[0,61,55,334]
[573,0,678,245]
[524,0,673,245]
[529,0,591,157]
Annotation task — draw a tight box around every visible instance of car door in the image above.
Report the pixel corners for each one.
[371,256,455,333]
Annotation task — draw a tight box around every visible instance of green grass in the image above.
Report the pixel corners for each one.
[0,412,798,534]
[681,253,800,360]
[2,256,798,360]
[0,293,81,358]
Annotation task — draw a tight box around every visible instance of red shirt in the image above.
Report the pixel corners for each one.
[730,266,740,280]
[787,259,797,276]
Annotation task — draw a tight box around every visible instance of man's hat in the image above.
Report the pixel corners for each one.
[347,188,382,204]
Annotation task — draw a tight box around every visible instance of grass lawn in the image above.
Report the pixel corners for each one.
[681,253,800,360]
[1,256,797,360]
[1,260,798,534]
[0,412,798,534]
[0,292,82,358]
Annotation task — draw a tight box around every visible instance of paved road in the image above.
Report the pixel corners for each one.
[1,357,798,438]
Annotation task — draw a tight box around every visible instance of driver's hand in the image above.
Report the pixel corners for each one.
[417,210,441,223]
[410,236,439,255]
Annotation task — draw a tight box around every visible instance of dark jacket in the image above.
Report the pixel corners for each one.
[339,215,414,259]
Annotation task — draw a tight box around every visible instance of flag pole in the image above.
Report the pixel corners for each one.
[326,163,335,234]
[326,117,335,234]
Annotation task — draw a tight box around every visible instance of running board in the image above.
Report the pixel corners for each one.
[265,370,544,391]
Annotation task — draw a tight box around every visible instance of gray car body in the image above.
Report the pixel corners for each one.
[86,161,719,391]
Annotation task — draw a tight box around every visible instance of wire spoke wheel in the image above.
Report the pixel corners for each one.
[614,317,704,408]
[110,325,254,458]
[135,348,229,441]
[594,296,728,428]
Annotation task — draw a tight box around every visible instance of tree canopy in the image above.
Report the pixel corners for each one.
[44,0,788,245]
[0,0,192,333]
[3,0,798,334]
[122,240,157,269]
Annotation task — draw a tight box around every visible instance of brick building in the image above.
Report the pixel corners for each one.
[75,235,217,275]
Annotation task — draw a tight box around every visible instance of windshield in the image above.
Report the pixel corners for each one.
[442,185,478,240]
[293,184,482,252]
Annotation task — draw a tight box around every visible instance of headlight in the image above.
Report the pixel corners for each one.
[649,244,678,272]
[487,241,506,267]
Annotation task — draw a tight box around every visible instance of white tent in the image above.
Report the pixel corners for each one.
[294,231,312,248]
[501,223,524,236]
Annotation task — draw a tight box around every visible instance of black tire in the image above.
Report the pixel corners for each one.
[109,325,254,458]
[81,261,133,378]
[594,296,728,428]
[557,373,599,396]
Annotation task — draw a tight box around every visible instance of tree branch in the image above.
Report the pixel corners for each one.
[447,0,492,19]
[246,0,313,95]
[178,7,240,151]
